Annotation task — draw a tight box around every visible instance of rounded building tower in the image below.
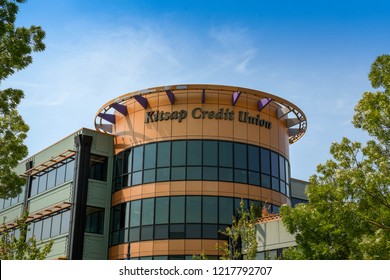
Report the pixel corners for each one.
[95,84,307,260]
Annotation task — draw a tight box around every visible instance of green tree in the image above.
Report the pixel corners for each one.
[218,200,261,260]
[0,0,45,198]
[280,55,390,260]
[0,211,53,259]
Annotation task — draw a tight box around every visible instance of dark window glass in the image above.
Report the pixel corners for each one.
[261,149,270,175]
[286,184,290,197]
[154,225,168,239]
[86,207,104,234]
[124,149,132,174]
[261,174,271,189]
[114,177,122,191]
[155,197,169,224]
[203,167,217,180]
[46,169,56,190]
[186,196,201,223]
[144,144,156,169]
[114,153,123,178]
[119,229,128,244]
[60,211,70,234]
[187,140,202,165]
[170,224,185,238]
[65,159,75,182]
[187,167,201,180]
[280,181,286,195]
[142,198,154,225]
[219,168,233,181]
[130,200,141,227]
[203,141,217,166]
[141,225,154,240]
[56,164,66,185]
[248,171,260,186]
[111,231,119,246]
[172,141,186,166]
[122,174,131,188]
[279,156,285,181]
[248,146,260,172]
[129,227,140,242]
[219,197,233,224]
[143,169,155,184]
[156,168,170,181]
[234,143,247,169]
[51,213,61,237]
[218,224,229,240]
[171,167,185,180]
[170,196,185,223]
[203,224,218,239]
[285,159,290,184]
[34,220,43,241]
[133,146,144,172]
[219,142,233,167]
[30,176,39,197]
[38,173,47,193]
[272,177,280,192]
[111,205,121,231]
[203,196,217,223]
[90,155,108,181]
[132,171,142,185]
[234,169,247,183]
[271,152,279,177]
[41,217,52,240]
[157,142,171,167]
[186,224,201,238]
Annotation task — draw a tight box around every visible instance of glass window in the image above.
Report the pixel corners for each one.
[38,173,47,193]
[130,200,141,227]
[219,197,233,224]
[133,146,144,172]
[172,141,186,166]
[203,196,217,223]
[86,207,105,234]
[111,205,121,231]
[186,224,201,238]
[234,143,247,169]
[249,171,260,186]
[144,144,156,169]
[156,168,170,181]
[170,224,185,238]
[248,146,260,172]
[142,198,154,225]
[203,141,217,166]
[186,196,201,223]
[114,153,124,178]
[60,210,70,234]
[279,156,285,181]
[157,142,171,167]
[203,167,217,180]
[272,177,280,192]
[271,152,279,177]
[123,149,132,174]
[129,227,140,242]
[203,224,218,239]
[56,164,66,185]
[3,198,11,208]
[285,159,290,184]
[261,149,270,175]
[51,213,61,237]
[141,225,153,240]
[170,196,185,223]
[219,168,233,181]
[219,142,233,167]
[65,159,75,182]
[261,174,271,189]
[122,174,131,188]
[41,217,52,240]
[143,169,155,184]
[171,167,185,180]
[187,140,202,165]
[234,169,247,183]
[132,171,142,185]
[90,155,108,181]
[155,197,169,224]
[280,181,286,195]
[30,176,39,197]
[26,223,33,239]
[119,229,128,244]
[187,167,201,180]
[46,169,56,190]
[286,184,290,197]
[154,225,168,239]
[34,220,43,241]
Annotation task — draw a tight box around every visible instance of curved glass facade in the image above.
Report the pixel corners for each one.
[113,140,291,197]
[110,196,277,246]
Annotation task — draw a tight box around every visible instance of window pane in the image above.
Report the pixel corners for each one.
[60,211,70,234]
[90,155,108,181]
[171,167,185,180]
[219,142,233,167]
[234,143,247,169]
[42,217,52,240]
[154,225,168,239]
[130,200,141,227]
[186,196,201,223]
[156,168,170,181]
[187,167,201,180]
[248,146,260,171]
[219,197,233,224]
[38,173,47,193]
[170,196,185,223]
[219,168,233,181]
[203,167,217,180]
[271,152,279,177]
[111,205,121,231]
[142,198,154,225]
[234,169,247,183]
[143,169,155,183]
[132,171,142,185]
[133,146,144,172]
[141,225,153,240]
[124,149,132,174]
[56,164,66,185]
[285,159,290,184]
[203,141,217,166]
[280,181,286,195]
[187,140,202,165]
[261,174,271,189]
[51,213,61,237]
[172,141,186,166]
[248,171,260,186]
[129,227,140,242]
[30,176,39,197]
[157,142,171,167]
[34,220,43,241]
[279,156,285,181]
[46,169,56,190]
[65,159,75,182]
[272,177,280,192]
[203,196,217,223]
[114,153,124,178]
[261,149,270,175]
[155,197,169,224]
[186,224,201,238]
[144,144,156,169]
[203,224,218,239]
[170,224,185,238]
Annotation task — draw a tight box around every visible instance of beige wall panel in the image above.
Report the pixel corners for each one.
[144,121,158,142]
[234,183,249,197]
[139,241,154,256]
[233,111,248,141]
[158,92,172,106]
[172,104,188,137]
[202,104,219,137]
[153,240,169,255]
[155,182,170,197]
[269,117,280,151]
[202,181,218,196]
[248,185,261,200]
[169,240,185,254]
[174,91,188,104]
[187,90,202,104]
[186,104,203,137]
[132,110,146,145]
[218,182,234,196]
[186,181,202,194]
[202,239,219,255]
[218,110,234,139]
[218,92,231,106]
[170,181,186,196]
[204,90,219,104]
[185,240,202,254]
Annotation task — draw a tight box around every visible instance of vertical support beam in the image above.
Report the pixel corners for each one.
[68,134,93,260]
[23,161,33,211]
[232,91,241,106]
[201,89,206,103]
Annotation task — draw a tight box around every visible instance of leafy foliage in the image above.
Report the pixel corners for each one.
[281,55,390,260]
[0,0,45,198]
[0,211,53,259]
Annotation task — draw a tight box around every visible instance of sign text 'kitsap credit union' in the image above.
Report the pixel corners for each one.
[144,107,272,129]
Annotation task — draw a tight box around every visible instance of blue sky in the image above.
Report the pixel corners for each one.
[4,0,390,180]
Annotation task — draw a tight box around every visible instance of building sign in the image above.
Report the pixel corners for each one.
[145,107,272,129]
